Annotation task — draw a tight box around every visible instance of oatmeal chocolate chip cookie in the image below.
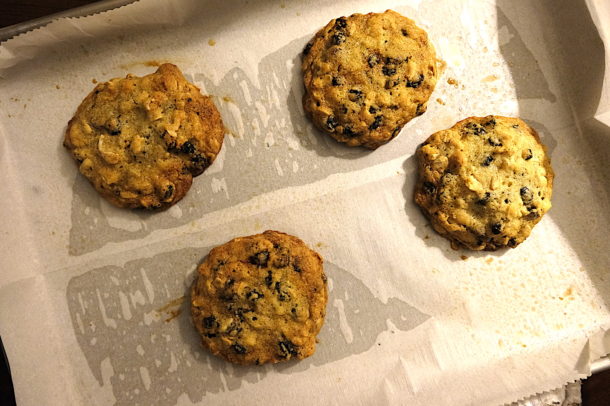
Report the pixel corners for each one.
[414,116,554,251]
[302,10,438,149]
[191,230,327,365]
[63,63,224,209]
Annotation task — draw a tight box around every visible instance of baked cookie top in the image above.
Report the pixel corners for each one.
[191,230,327,365]
[63,63,224,209]
[302,10,438,149]
[414,116,554,251]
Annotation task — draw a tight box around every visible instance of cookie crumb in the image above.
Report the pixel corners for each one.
[208,39,216,46]
[447,78,459,87]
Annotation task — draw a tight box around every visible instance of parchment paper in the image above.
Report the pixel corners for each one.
[0,0,609,405]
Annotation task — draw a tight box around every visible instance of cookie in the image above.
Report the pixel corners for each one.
[190,230,327,365]
[302,10,438,149]
[414,116,554,250]
[63,63,224,209]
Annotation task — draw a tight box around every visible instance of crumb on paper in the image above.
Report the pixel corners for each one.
[486,257,494,264]
[208,39,216,46]
[280,2,286,8]
[55,84,60,89]
[447,78,459,87]
[436,98,445,105]
[424,235,430,240]
[296,12,301,16]
[92,79,98,84]
[144,60,163,67]
[482,74,499,83]
[222,96,233,103]
[490,87,499,93]
[460,255,468,260]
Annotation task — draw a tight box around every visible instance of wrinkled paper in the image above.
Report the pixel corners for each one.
[0,0,609,405]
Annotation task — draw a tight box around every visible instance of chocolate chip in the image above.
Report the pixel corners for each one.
[331,32,346,45]
[491,223,502,234]
[391,127,401,139]
[508,238,517,247]
[382,66,397,76]
[303,42,313,55]
[488,138,503,147]
[326,116,338,131]
[203,316,216,329]
[265,271,273,288]
[160,185,174,200]
[524,149,533,160]
[476,192,491,205]
[331,77,342,86]
[292,260,302,273]
[406,74,424,88]
[482,155,494,166]
[232,344,247,354]
[369,105,378,114]
[249,250,269,267]
[512,124,519,129]
[274,281,290,301]
[343,126,357,137]
[278,340,299,358]
[423,181,436,194]
[205,333,217,338]
[484,118,496,127]
[334,17,347,29]
[415,103,425,116]
[367,55,379,68]
[348,89,363,102]
[465,123,487,135]
[246,289,264,301]
[401,29,408,36]
[109,129,121,136]
[180,141,196,154]
[369,115,382,130]
[520,186,533,204]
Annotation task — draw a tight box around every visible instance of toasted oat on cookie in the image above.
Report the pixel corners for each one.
[302,10,438,149]
[414,116,554,251]
[191,230,327,365]
[63,63,224,209]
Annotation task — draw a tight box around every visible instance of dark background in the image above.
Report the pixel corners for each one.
[0,1,608,405]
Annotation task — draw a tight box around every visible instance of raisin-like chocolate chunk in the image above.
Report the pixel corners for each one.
[367,54,379,68]
[348,89,363,102]
[524,149,533,160]
[232,344,247,355]
[343,126,357,137]
[415,103,425,116]
[180,141,196,154]
[331,32,346,45]
[292,259,302,273]
[382,66,397,76]
[334,17,347,29]
[401,28,409,36]
[423,181,436,194]
[368,105,378,114]
[278,340,299,358]
[249,250,269,267]
[520,186,533,204]
[484,118,496,127]
[369,115,383,130]
[274,282,290,301]
[488,137,503,147]
[406,74,424,88]
[265,271,273,287]
[390,127,401,139]
[465,123,487,136]
[246,289,264,301]
[482,155,494,166]
[326,116,338,131]
[163,184,174,200]
[476,192,491,205]
[331,77,342,86]
[491,223,502,234]
[303,42,313,55]
[508,238,518,247]
[203,315,216,329]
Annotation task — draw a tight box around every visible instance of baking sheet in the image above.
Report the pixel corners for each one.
[0,0,609,405]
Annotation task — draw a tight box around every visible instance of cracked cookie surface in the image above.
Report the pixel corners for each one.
[191,230,327,365]
[63,63,224,209]
[302,10,438,149]
[414,116,554,250]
